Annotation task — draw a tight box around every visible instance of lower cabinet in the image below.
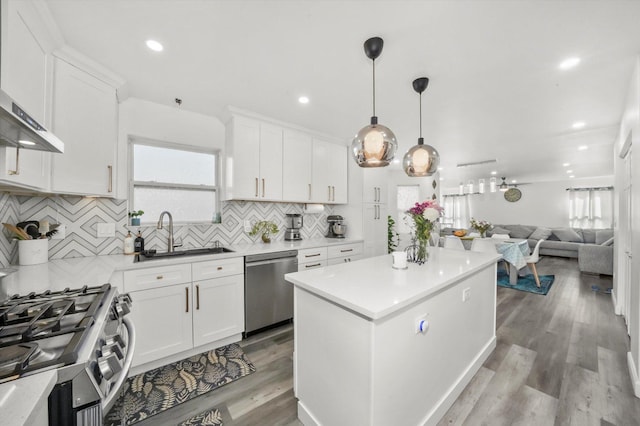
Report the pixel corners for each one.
[125,257,244,368]
[327,242,364,265]
[297,247,328,271]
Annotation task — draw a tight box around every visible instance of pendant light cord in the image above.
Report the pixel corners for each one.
[419,92,423,138]
[372,59,376,117]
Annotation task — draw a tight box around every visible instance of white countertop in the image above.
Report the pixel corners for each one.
[285,247,501,321]
[0,370,57,426]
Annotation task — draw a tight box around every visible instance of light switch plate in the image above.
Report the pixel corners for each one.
[97,223,116,238]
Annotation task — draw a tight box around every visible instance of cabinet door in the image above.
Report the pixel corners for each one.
[282,129,312,202]
[51,59,118,196]
[258,123,283,201]
[0,0,51,190]
[193,275,244,347]
[363,168,389,204]
[298,260,327,271]
[227,116,260,200]
[363,204,388,258]
[326,143,348,204]
[130,284,193,367]
[311,139,331,203]
[327,254,364,266]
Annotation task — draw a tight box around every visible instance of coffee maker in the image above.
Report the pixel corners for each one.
[327,215,346,238]
[284,213,303,241]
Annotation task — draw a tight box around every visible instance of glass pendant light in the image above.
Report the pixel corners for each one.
[351,37,397,167]
[403,77,440,177]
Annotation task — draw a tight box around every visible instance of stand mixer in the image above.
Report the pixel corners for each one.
[327,215,346,238]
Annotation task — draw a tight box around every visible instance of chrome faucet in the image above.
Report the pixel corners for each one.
[157,211,178,252]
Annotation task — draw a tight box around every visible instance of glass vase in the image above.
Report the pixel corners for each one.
[406,236,429,265]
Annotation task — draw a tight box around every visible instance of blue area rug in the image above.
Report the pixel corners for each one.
[497,270,555,295]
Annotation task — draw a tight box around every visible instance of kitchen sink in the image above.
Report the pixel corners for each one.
[134,247,234,262]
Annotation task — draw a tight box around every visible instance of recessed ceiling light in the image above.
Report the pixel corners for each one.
[569,175,575,178]
[572,121,586,129]
[511,179,517,184]
[559,57,580,70]
[18,140,36,146]
[490,171,497,175]
[566,170,573,173]
[578,145,588,151]
[563,162,570,167]
[439,177,444,181]
[298,96,309,104]
[146,39,163,52]
[437,167,443,171]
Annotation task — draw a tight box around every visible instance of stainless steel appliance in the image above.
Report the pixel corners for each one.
[0,284,134,425]
[0,88,64,153]
[327,215,347,238]
[284,213,303,241]
[244,250,298,336]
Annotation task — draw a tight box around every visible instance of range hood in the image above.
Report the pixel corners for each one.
[0,88,64,153]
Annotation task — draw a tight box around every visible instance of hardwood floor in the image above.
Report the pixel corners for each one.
[139,256,638,425]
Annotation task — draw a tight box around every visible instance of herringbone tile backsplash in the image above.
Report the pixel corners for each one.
[0,194,334,267]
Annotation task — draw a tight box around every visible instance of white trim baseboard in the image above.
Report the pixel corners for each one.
[627,351,640,398]
[612,289,622,315]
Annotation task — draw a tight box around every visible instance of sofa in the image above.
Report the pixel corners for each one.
[441,224,614,275]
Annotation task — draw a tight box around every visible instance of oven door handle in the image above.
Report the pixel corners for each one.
[102,316,136,413]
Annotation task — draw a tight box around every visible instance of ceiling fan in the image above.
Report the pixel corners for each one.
[498,176,531,191]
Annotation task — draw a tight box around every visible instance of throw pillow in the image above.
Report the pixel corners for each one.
[595,229,614,245]
[508,225,535,239]
[529,227,553,241]
[489,226,511,236]
[600,236,614,246]
[552,228,584,243]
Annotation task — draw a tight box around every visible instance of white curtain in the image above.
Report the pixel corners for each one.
[569,188,613,228]
[442,195,471,229]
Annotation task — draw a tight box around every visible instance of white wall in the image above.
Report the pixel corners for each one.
[116,97,225,197]
[443,176,613,228]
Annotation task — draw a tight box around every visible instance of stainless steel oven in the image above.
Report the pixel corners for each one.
[0,284,134,426]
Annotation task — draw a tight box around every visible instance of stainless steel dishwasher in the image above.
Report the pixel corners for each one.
[244,250,298,336]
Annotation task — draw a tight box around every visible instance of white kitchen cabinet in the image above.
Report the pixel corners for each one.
[129,283,193,367]
[297,246,328,271]
[311,139,348,204]
[283,129,313,202]
[0,0,53,190]
[225,115,283,201]
[363,168,388,204]
[363,203,388,258]
[50,58,118,196]
[125,257,244,368]
[327,242,364,265]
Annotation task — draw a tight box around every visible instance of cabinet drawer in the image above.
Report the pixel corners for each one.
[298,260,327,271]
[297,247,327,263]
[192,257,244,281]
[328,243,363,259]
[124,264,191,293]
[327,254,363,266]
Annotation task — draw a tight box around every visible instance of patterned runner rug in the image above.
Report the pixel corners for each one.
[178,408,223,426]
[105,343,255,425]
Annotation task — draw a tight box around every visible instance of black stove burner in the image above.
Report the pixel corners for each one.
[0,284,111,382]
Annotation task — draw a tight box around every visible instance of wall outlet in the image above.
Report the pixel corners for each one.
[244,220,251,233]
[51,224,65,240]
[462,287,471,302]
[97,223,116,238]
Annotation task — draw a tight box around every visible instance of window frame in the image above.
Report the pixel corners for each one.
[128,136,221,225]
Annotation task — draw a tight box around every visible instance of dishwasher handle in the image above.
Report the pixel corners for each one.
[245,255,298,268]
[245,250,298,264]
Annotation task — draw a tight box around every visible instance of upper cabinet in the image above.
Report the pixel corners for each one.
[225,115,283,201]
[363,168,388,204]
[311,139,348,204]
[50,58,118,197]
[0,0,54,190]
[225,109,348,204]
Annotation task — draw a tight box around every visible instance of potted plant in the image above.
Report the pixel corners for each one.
[249,220,279,243]
[128,210,144,226]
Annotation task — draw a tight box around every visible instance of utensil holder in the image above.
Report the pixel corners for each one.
[18,239,48,266]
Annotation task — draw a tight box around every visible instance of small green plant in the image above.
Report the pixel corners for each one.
[388,215,399,253]
[128,210,144,218]
[249,220,279,243]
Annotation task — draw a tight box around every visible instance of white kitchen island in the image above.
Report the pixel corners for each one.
[285,246,501,426]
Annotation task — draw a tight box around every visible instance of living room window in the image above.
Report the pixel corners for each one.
[129,140,220,224]
[442,194,471,229]
[568,186,613,229]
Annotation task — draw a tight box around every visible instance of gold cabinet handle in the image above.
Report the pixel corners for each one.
[332,186,335,201]
[340,249,353,253]
[196,284,200,310]
[156,275,163,280]
[328,186,331,201]
[185,287,189,313]
[308,183,311,200]
[262,178,265,197]
[255,177,259,197]
[107,165,113,193]
[305,253,321,258]
[306,263,321,268]
[217,266,223,270]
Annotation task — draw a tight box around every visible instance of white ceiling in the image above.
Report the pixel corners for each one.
[44,0,640,189]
